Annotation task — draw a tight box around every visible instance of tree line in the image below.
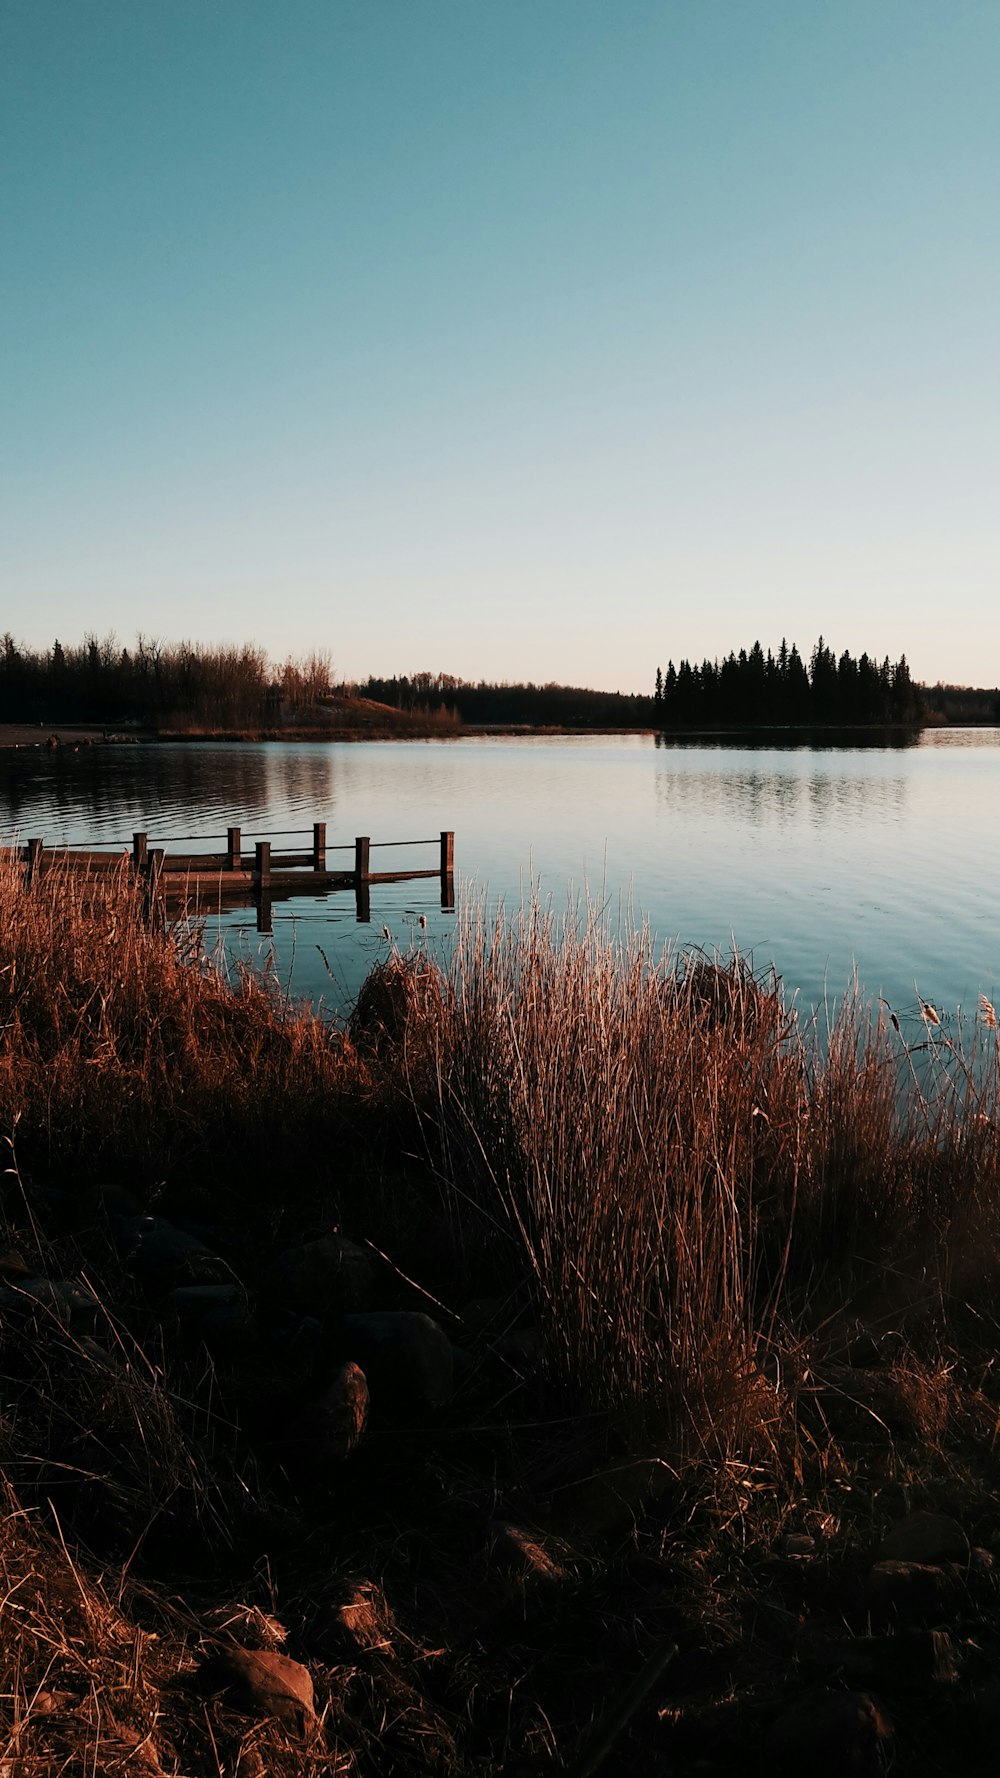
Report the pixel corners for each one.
[2,631,982,734]
[0,633,333,729]
[358,672,655,726]
[654,639,921,727]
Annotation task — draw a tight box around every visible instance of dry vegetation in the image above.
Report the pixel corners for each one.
[2,861,1000,1774]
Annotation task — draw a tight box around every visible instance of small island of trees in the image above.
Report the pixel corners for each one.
[654,638,920,728]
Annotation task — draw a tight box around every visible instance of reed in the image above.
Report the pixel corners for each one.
[3,866,1000,1773]
[387,897,1000,1444]
[0,851,360,1205]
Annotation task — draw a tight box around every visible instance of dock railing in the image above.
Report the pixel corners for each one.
[5,825,456,931]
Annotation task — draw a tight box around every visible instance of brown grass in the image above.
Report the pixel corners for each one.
[2,867,1000,1773]
[385,898,1000,1445]
[0,852,363,1211]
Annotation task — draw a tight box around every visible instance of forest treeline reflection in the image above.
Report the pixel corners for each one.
[0,744,338,843]
[653,762,907,827]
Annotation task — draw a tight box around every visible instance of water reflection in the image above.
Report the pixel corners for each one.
[654,764,907,827]
[653,728,922,752]
[268,749,337,817]
[0,744,276,845]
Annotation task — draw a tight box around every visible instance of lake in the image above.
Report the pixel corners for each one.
[1,729,997,1030]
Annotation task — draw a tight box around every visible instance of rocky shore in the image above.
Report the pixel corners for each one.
[4,1168,1000,1777]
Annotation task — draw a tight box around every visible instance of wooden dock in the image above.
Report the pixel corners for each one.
[7,824,456,932]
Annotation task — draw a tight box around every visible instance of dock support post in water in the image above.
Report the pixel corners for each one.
[354,877,371,923]
[256,893,273,936]
[132,832,148,874]
[440,830,455,909]
[312,822,326,871]
[26,837,43,886]
[354,835,370,881]
[254,840,270,889]
[226,826,241,870]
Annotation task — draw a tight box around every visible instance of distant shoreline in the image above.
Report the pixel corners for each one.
[1,716,997,752]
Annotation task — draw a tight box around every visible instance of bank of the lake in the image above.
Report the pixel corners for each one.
[2,857,1000,1774]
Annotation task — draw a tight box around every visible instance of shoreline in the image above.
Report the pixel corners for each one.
[4,717,989,752]
[2,866,999,1772]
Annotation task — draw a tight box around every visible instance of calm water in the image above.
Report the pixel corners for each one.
[1,730,998,1027]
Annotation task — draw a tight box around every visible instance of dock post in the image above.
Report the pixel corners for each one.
[143,849,165,929]
[254,841,271,889]
[132,832,148,873]
[256,893,273,936]
[226,826,241,870]
[312,821,326,872]
[440,830,454,910]
[355,878,371,924]
[354,835,370,881]
[26,837,43,887]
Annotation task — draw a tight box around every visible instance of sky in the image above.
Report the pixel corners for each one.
[2,1,998,694]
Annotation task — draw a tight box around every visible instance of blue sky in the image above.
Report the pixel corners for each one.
[2,1,997,693]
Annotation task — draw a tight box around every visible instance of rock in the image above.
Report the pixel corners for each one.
[815,1366,944,1438]
[202,1647,315,1731]
[263,1235,374,1321]
[122,1217,234,1292]
[867,1560,963,1627]
[781,1532,817,1558]
[877,1510,970,1565]
[555,1456,674,1538]
[164,1283,257,1358]
[320,1579,396,1658]
[814,1629,960,1689]
[486,1522,568,1588]
[766,1690,892,1777]
[0,1275,98,1322]
[165,1282,246,1320]
[284,1362,369,1472]
[98,1724,163,1772]
[334,1311,454,1412]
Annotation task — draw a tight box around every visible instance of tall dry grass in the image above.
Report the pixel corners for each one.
[2,856,998,1446]
[384,898,1000,1445]
[0,852,360,1206]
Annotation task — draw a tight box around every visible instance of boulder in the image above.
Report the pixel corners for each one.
[163,1283,257,1359]
[766,1690,892,1777]
[121,1217,234,1292]
[284,1362,369,1473]
[877,1510,970,1565]
[263,1235,374,1321]
[164,1282,246,1320]
[867,1560,964,1628]
[813,1629,960,1689]
[334,1311,454,1412]
[202,1647,315,1731]
[486,1521,569,1590]
[0,1275,98,1322]
[780,1532,817,1558]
